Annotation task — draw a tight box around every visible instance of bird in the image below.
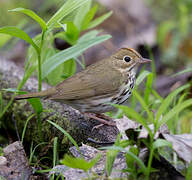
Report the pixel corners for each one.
[15,48,151,126]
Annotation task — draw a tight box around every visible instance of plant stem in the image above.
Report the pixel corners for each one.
[37,113,43,142]
[0,96,14,119]
[145,135,155,180]
[37,30,46,92]
[37,54,42,92]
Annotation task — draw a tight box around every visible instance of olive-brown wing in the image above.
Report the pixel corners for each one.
[49,62,123,100]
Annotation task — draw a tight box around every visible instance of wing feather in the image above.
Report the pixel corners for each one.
[49,59,124,100]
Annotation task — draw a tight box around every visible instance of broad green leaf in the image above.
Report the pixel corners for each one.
[158,99,192,128]
[64,22,79,44]
[0,26,39,53]
[47,0,91,27]
[155,84,190,123]
[78,30,100,42]
[27,98,43,114]
[42,34,111,78]
[87,11,113,29]
[81,5,98,30]
[152,139,172,149]
[62,59,76,79]
[74,0,92,30]
[61,154,101,171]
[47,120,80,153]
[9,8,47,31]
[136,70,151,86]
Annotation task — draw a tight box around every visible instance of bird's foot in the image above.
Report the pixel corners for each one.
[84,113,116,130]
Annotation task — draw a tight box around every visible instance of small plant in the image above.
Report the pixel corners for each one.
[0,0,112,120]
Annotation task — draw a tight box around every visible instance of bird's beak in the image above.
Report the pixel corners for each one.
[139,58,152,64]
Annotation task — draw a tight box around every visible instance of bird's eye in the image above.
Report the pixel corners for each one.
[123,56,131,62]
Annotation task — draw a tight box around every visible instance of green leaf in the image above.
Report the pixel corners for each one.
[74,0,92,30]
[87,11,113,29]
[47,120,80,153]
[0,26,39,53]
[152,139,172,150]
[136,70,151,86]
[0,34,12,48]
[9,8,47,31]
[62,59,76,79]
[155,84,190,123]
[78,30,100,42]
[64,22,79,44]
[47,0,91,27]
[61,154,101,171]
[27,98,43,114]
[158,99,192,128]
[42,34,111,78]
[81,5,98,30]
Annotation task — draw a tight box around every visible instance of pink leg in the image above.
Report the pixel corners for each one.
[84,113,116,126]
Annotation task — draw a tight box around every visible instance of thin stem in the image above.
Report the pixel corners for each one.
[145,134,155,180]
[81,54,86,69]
[38,30,46,92]
[0,96,14,119]
[37,113,43,142]
[37,54,42,92]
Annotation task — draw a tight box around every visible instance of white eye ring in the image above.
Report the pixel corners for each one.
[123,56,131,62]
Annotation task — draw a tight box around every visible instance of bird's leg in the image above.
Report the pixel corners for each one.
[95,113,114,121]
[84,113,116,127]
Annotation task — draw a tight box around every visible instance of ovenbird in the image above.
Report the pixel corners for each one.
[15,48,151,124]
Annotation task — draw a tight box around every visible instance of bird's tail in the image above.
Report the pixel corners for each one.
[14,87,56,100]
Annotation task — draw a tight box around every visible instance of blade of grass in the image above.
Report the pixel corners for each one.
[21,114,36,143]
[47,120,81,155]
[158,99,192,128]
[136,70,151,86]
[42,34,111,78]
[155,84,190,123]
